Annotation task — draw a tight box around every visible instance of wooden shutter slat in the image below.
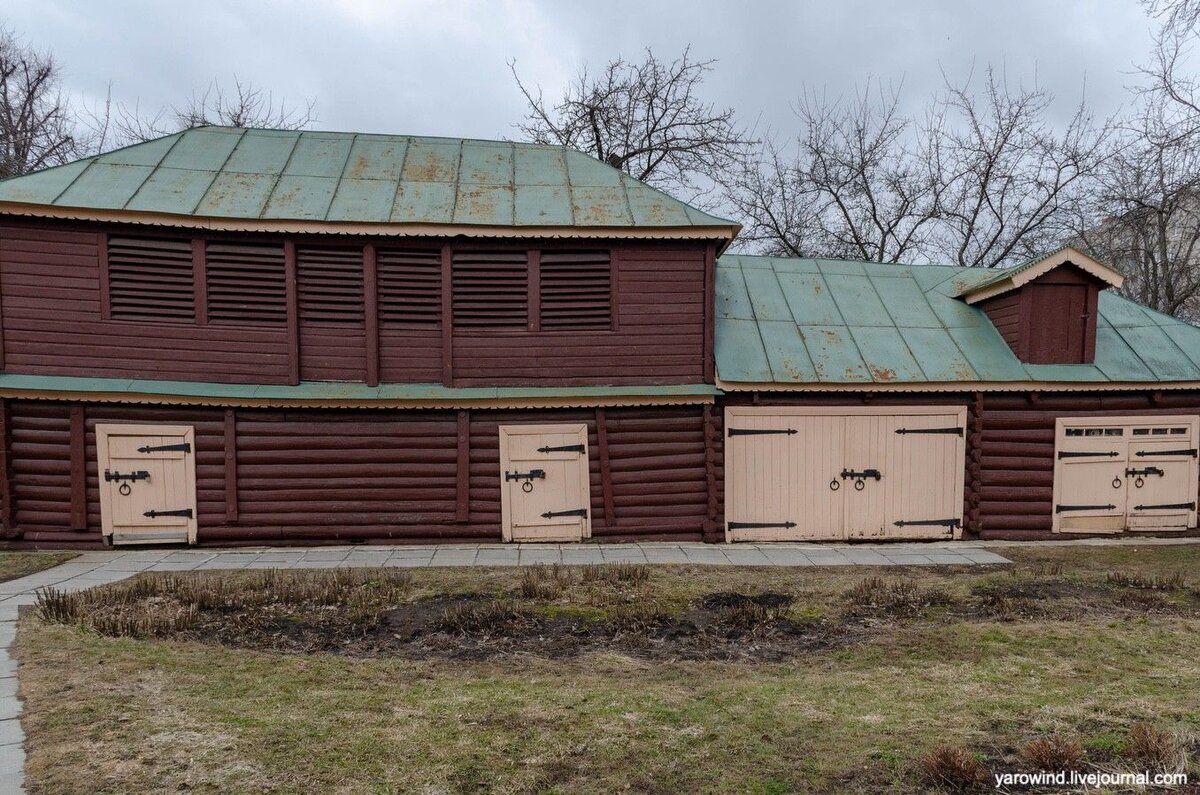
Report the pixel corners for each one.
[107,236,196,322]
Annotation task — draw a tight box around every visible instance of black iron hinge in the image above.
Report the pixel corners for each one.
[1055,503,1116,513]
[893,518,962,528]
[728,428,798,437]
[1057,450,1120,459]
[537,444,585,454]
[1135,448,1198,458]
[137,442,192,454]
[895,427,963,436]
[541,508,588,519]
[143,508,193,519]
[727,521,798,530]
[1132,501,1195,511]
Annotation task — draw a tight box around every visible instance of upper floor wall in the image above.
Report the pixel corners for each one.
[0,220,715,388]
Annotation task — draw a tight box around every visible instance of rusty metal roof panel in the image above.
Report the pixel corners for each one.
[802,325,872,382]
[717,254,1200,387]
[125,167,214,213]
[0,127,736,234]
[514,185,573,226]
[195,171,278,218]
[263,175,339,220]
[326,177,396,222]
[850,326,926,382]
[897,327,979,381]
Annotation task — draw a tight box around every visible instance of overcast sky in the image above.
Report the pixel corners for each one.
[2,0,1163,146]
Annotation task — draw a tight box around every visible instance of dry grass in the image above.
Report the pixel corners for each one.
[919,745,988,791]
[1126,722,1188,773]
[1021,734,1085,771]
[0,550,76,584]
[14,545,1200,793]
[843,575,953,620]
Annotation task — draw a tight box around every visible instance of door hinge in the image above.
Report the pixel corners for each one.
[137,442,192,454]
[893,518,961,528]
[505,469,546,482]
[728,428,798,437]
[1057,450,1120,459]
[537,444,585,454]
[541,508,588,519]
[895,427,963,436]
[727,521,797,530]
[1055,503,1116,513]
[143,508,193,519]
[104,470,150,483]
[1132,501,1196,511]
[1135,448,1198,458]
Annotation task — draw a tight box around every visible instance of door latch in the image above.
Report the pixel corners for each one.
[840,468,882,490]
[104,470,150,483]
[1125,466,1165,488]
[505,469,546,482]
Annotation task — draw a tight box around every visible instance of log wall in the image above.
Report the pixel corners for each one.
[7,400,709,547]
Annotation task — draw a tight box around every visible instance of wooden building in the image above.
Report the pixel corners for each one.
[716,250,1200,541]
[0,127,1196,547]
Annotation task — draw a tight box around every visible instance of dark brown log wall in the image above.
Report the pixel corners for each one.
[8,400,709,546]
[0,221,708,388]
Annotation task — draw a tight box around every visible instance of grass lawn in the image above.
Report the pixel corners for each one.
[15,545,1200,793]
[0,551,75,584]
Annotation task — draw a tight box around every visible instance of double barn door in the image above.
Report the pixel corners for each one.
[1053,416,1199,532]
[725,407,967,542]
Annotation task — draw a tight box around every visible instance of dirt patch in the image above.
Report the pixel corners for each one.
[32,564,1200,664]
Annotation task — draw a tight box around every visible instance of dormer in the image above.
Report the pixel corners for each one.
[958,247,1124,365]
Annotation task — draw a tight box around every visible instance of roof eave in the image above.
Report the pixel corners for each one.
[715,376,1200,393]
[0,201,739,244]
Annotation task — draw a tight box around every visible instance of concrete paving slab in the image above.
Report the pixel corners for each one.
[0,719,22,746]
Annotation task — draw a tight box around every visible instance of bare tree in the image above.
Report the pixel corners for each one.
[728,82,940,261]
[511,48,756,205]
[107,77,316,145]
[926,67,1110,268]
[0,28,78,177]
[729,69,1111,269]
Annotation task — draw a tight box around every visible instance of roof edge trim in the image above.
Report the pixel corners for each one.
[959,246,1125,305]
[0,202,740,243]
[715,376,1200,393]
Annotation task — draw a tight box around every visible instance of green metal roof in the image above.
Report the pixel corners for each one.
[0,373,719,403]
[0,127,736,230]
[717,254,1200,387]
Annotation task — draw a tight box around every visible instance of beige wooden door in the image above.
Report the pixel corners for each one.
[1053,416,1199,533]
[725,406,966,542]
[868,411,967,540]
[723,411,844,541]
[97,424,197,545]
[1125,420,1198,530]
[499,424,591,542]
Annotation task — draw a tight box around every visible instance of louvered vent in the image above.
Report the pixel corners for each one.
[452,251,528,328]
[378,248,441,326]
[297,246,364,323]
[540,251,612,330]
[205,241,287,324]
[107,236,195,322]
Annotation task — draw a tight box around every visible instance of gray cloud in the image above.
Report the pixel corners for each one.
[4,0,1158,142]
